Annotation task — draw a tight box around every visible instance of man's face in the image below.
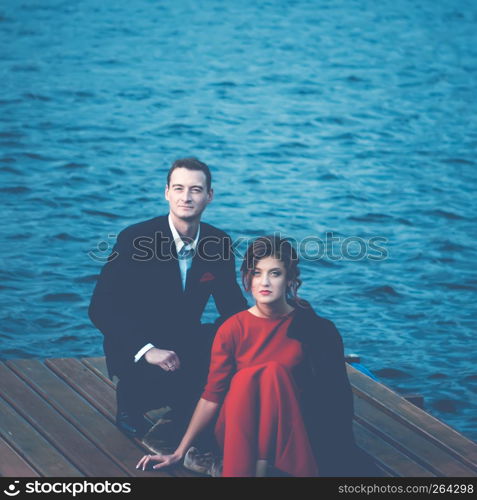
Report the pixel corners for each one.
[165,167,213,222]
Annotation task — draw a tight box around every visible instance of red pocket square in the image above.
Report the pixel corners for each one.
[200,272,215,283]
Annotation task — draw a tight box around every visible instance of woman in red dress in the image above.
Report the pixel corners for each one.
[137,236,379,477]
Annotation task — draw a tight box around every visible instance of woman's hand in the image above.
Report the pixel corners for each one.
[136,452,182,471]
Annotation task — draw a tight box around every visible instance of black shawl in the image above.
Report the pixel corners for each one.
[287,302,382,477]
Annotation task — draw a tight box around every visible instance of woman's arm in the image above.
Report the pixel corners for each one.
[136,398,219,471]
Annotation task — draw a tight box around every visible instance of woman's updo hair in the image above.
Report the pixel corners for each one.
[240,235,304,305]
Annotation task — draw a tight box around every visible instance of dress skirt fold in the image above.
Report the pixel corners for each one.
[214,361,319,477]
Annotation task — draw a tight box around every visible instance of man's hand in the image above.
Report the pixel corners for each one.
[144,347,181,372]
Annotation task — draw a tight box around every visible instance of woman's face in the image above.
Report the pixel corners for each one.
[250,256,289,306]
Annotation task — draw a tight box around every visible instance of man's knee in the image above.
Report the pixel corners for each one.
[117,364,171,407]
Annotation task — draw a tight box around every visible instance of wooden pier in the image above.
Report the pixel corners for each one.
[0,357,476,477]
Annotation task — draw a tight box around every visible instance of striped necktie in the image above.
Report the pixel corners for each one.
[178,245,194,260]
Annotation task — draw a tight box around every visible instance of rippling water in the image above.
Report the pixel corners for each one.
[1,0,476,441]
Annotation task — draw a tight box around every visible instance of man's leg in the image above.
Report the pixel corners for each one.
[116,361,170,438]
[168,352,218,452]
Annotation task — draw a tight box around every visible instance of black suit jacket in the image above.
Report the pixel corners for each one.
[288,302,383,476]
[89,215,247,378]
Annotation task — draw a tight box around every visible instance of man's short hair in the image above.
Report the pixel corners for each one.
[167,157,212,192]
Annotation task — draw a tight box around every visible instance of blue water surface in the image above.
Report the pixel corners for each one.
[1,0,476,441]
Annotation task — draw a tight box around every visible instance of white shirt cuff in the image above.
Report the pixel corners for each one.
[134,343,155,363]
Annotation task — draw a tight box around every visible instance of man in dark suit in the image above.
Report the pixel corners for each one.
[89,158,247,438]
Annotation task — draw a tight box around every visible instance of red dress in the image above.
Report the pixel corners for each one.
[201,309,319,477]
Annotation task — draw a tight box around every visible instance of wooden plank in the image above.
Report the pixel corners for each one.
[45,358,117,420]
[44,358,196,477]
[0,396,82,477]
[0,363,125,477]
[0,436,40,477]
[348,365,477,471]
[353,420,433,477]
[7,359,167,478]
[81,357,113,386]
[354,396,475,476]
